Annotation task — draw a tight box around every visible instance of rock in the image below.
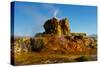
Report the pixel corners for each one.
[30,38,45,51]
[43,17,60,35]
[43,17,71,35]
[59,18,70,34]
[12,17,96,54]
[13,37,31,54]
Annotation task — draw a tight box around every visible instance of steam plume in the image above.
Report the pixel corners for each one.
[54,10,59,18]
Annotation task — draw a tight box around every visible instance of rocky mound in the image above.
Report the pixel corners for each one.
[12,17,97,54]
[30,35,96,54]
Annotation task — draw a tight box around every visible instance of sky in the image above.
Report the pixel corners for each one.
[12,1,97,37]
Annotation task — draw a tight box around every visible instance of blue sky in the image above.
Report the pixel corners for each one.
[13,1,97,37]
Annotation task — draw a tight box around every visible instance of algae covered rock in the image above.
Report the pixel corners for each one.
[30,38,45,51]
[43,17,71,35]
